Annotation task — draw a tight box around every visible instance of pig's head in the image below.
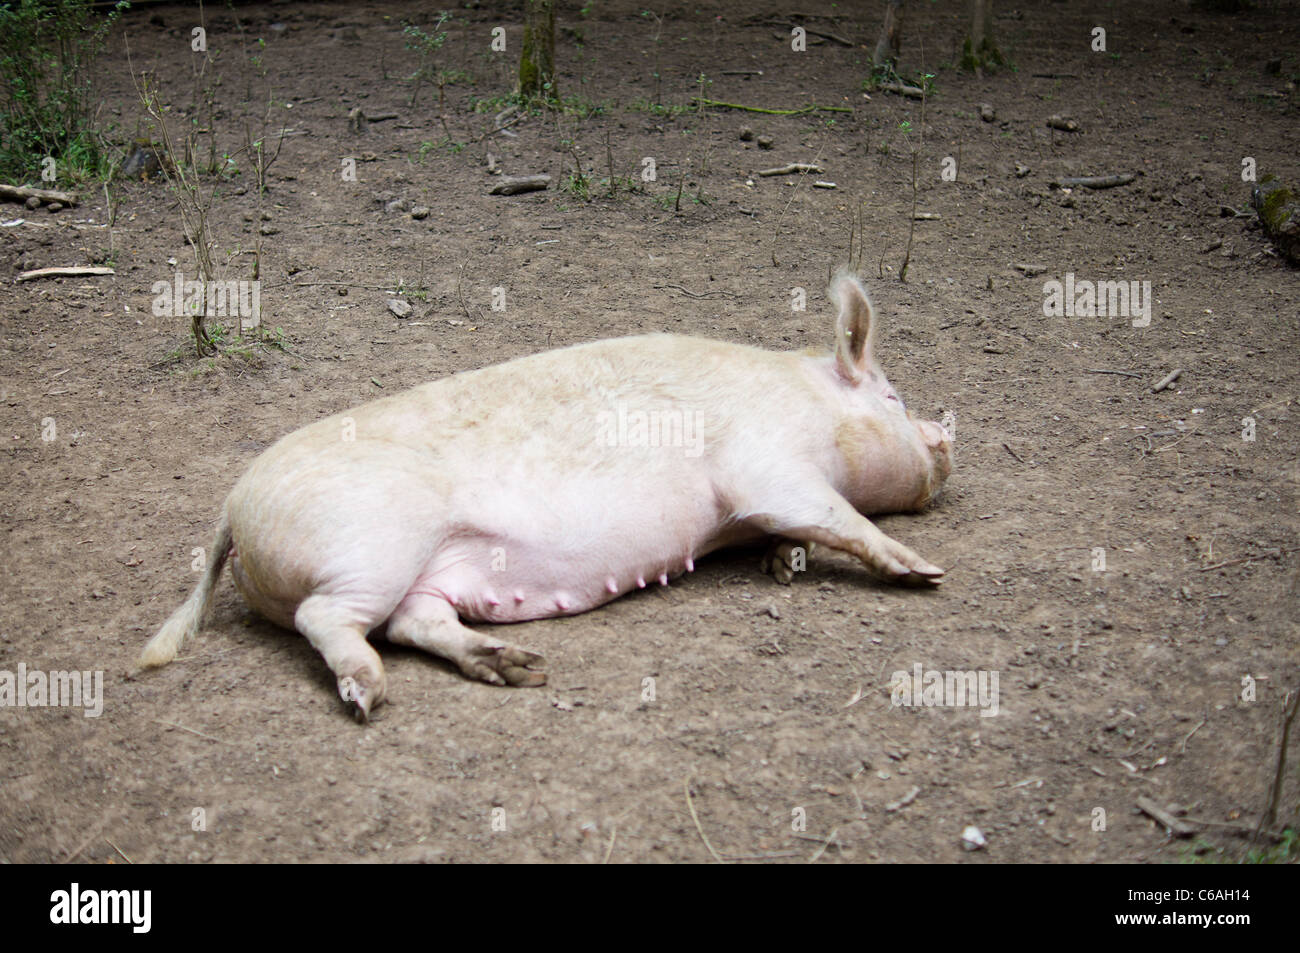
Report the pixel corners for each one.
[823,270,952,511]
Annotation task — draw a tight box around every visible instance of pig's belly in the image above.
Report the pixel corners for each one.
[408,477,747,623]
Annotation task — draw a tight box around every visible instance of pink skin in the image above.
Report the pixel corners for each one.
[143,271,952,720]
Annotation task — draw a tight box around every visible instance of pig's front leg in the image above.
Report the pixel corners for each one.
[738,479,943,586]
[386,593,547,687]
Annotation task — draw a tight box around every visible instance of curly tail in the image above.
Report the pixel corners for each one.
[139,510,232,668]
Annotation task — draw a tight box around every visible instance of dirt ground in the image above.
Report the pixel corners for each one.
[1,0,1297,864]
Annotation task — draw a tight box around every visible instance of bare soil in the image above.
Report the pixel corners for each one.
[1,0,1297,864]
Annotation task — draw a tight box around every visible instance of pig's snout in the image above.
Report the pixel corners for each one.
[916,419,953,505]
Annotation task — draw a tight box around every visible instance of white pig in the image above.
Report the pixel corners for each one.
[140,271,952,719]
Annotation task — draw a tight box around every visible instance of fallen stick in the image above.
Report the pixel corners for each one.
[1150,368,1183,392]
[489,174,551,195]
[1196,545,1300,572]
[0,183,78,206]
[1136,796,1198,837]
[684,777,728,864]
[473,111,526,144]
[1086,368,1143,378]
[757,163,822,176]
[692,97,852,115]
[16,266,114,282]
[878,82,925,99]
[1052,173,1135,189]
[654,284,738,299]
[153,718,224,743]
[798,25,853,46]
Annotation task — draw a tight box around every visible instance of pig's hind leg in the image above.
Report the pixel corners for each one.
[386,593,546,687]
[761,539,817,584]
[295,595,387,722]
[739,478,943,586]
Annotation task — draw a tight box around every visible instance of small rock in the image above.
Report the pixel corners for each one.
[739,126,754,141]
[385,198,410,214]
[46,201,63,213]
[410,206,430,220]
[979,103,995,122]
[1014,163,1030,178]
[757,135,774,150]
[25,196,40,210]
[764,605,781,620]
[961,826,987,851]
[258,224,278,236]
[387,298,412,318]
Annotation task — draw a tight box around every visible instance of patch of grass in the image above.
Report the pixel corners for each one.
[0,0,129,184]
[168,322,291,370]
[562,170,592,201]
[410,138,463,162]
[1242,827,1300,863]
[1179,827,1299,864]
[402,12,451,107]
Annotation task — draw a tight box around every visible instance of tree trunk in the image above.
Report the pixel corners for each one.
[962,0,1003,72]
[872,0,904,71]
[518,0,556,100]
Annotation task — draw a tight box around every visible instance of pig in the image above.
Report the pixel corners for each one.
[140,270,952,720]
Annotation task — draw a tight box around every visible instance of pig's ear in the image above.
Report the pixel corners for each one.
[830,270,877,383]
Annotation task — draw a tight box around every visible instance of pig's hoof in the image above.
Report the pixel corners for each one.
[460,643,547,688]
[338,670,386,722]
[761,540,816,585]
[877,555,944,587]
[898,565,944,587]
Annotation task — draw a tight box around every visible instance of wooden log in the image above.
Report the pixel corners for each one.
[756,163,823,177]
[489,175,551,195]
[879,82,925,99]
[1052,174,1136,189]
[16,266,114,282]
[0,184,78,206]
